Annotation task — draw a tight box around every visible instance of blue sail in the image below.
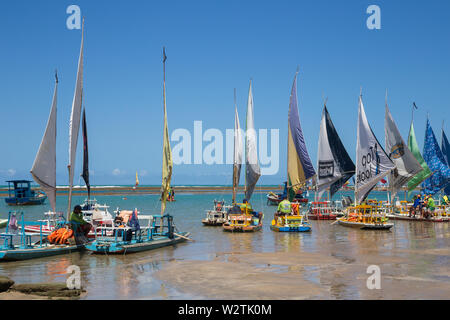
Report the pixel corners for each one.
[422,119,450,195]
[441,129,450,195]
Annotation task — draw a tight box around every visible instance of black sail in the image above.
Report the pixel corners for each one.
[81,109,90,199]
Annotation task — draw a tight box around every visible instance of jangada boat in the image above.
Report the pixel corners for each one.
[202,200,231,226]
[87,48,190,253]
[337,94,395,230]
[308,202,338,220]
[270,70,316,233]
[0,212,83,262]
[271,202,311,232]
[222,84,263,233]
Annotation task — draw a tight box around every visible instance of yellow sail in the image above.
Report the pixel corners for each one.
[160,47,173,215]
[135,171,139,186]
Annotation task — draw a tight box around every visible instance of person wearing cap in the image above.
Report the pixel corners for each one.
[409,194,422,218]
[69,205,92,237]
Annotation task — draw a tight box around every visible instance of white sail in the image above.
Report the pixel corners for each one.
[30,76,58,213]
[356,96,395,204]
[67,22,84,215]
[245,80,261,200]
[232,103,243,203]
[384,104,423,197]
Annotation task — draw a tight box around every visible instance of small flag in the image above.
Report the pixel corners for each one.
[413,102,418,110]
[163,47,167,63]
[381,178,387,184]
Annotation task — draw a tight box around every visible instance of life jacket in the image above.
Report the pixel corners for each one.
[48,228,74,245]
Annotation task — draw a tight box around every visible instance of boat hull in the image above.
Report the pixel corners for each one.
[85,232,190,254]
[308,214,337,220]
[386,214,449,223]
[337,219,393,230]
[202,219,224,226]
[5,196,47,206]
[270,225,311,232]
[222,224,262,232]
[0,244,83,262]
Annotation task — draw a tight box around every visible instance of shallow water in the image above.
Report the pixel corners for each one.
[0,190,449,299]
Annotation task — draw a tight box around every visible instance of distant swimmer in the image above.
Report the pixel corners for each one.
[123,197,127,200]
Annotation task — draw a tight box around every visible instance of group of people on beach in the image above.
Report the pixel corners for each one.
[409,194,437,219]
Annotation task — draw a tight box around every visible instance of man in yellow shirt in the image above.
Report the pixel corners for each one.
[277,197,292,217]
[240,199,253,214]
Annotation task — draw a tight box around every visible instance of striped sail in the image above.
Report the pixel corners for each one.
[30,75,58,213]
[244,80,261,201]
[407,122,432,195]
[384,104,423,198]
[67,21,84,216]
[287,73,315,201]
[421,119,450,195]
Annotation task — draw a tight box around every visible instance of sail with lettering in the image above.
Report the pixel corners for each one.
[441,129,450,195]
[287,72,316,201]
[160,47,173,215]
[244,80,261,201]
[355,96,395,204]
[81,108,90,199]
[421,119,450,195]
[407,122,432,195]
[67,20,84,216]
[384,104,423,198]
[317,104,355,199]
[232,92,243,204]
[30,74,58,213]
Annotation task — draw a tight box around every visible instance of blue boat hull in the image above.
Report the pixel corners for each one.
[270,225,312,232]
[85,232,190,254]
[0,244,83,262]
[5,196,47,206]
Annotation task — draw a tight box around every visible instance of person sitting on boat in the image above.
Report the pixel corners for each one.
[276,196,292,217]
[424,195,435,219]
[69,205,92,237]
[170,187,175,201]
[240,199,253,214]
[409,194,422,218]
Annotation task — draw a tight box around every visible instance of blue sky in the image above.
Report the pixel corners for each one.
[0,0,449,185]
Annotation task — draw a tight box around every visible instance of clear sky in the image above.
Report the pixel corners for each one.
[0,0,449,185]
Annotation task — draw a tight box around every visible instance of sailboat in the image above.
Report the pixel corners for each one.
[0,67,85,261]
[270,71,314,232]
[441,127,450,197]
[311,101,355,220]
[336,93,394,230]
[133,171,139,190]
[85,47,190,254]
[202,90,239,226]
[384,100,423,218]
[223,80,263,232]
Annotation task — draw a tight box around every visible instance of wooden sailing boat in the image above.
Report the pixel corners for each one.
[270,70,314,232]
[311,101,355,220]
[85,47,190,254]
[223,81,263,232]
[337,93,394,230]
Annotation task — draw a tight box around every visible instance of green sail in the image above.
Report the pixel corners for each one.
[407,122,432,196]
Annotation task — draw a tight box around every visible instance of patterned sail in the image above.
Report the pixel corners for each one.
[317,105,355,199]
[244,80,261,201]
[355,96,395,204]
[385,104,423,197]
[160,47,173,215]
[442,129,450,195]
[422,119,450,195]
[407,122,432,195]
[287,73,316,201]
[31,75,58,213]
[232,102,243,203]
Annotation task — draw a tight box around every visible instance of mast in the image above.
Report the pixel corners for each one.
[232,88,243,204]
[160,47,173,220]
[67,18,84,218]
